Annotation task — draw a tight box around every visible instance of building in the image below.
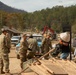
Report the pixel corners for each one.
[2,26,22,37]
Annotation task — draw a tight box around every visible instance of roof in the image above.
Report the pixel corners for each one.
[3,26,21,34]
[26,33,42,37]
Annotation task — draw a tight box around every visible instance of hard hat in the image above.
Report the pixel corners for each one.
[60,32,70,42]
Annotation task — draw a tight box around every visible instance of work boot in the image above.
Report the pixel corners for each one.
[0,70,5,74]
[5,72,11,75]
[5,70,10,75]
[20,63,23,69]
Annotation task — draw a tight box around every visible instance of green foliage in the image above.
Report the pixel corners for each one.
[0,5,76,32]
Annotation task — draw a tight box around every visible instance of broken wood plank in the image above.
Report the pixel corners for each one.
[39,49,55,60]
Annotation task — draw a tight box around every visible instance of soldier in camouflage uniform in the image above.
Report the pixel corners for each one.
[27,34,39,59]
[6,33,11,53]
[41,33,52,59]
[0,28,10,74]
[19,33,28,69]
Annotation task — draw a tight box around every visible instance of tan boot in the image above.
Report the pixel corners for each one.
[20,63,23,69]
[0,70,5,74]
[0,59,5,74]
[5,70,10,75]
[0,67,5,74]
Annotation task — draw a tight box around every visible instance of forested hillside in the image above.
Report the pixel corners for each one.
[0,2,76,33]
[0,1,25,13]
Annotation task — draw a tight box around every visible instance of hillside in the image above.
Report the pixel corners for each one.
[0,1,26,13]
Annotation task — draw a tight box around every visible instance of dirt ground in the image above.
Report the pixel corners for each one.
[1,40,59,75]
[1,40,76,75]
[1,47,21,75]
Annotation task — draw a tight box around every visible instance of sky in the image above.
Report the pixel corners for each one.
[0,0,76,12]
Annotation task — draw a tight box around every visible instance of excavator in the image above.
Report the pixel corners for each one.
[43,26,56,39]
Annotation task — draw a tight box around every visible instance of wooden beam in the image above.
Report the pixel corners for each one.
[21,72,38,75]
[57,59,76,75]
[40,60,68,75]
[28,64,48,75]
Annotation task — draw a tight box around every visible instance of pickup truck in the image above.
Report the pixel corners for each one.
[11,36,21,45]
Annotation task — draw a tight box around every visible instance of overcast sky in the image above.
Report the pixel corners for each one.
[0,0,76,12]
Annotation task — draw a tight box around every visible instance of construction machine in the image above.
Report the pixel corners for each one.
[43,26,56,39]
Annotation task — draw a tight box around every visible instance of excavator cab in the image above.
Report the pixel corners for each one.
[43,26,56,39]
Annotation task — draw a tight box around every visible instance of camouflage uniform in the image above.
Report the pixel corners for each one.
[6,33,11,53]
[27,38,39,59]
[19,39,28,69]
[0,33,10,73]
[41,37,52,59]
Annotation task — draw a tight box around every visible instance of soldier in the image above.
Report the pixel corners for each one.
[51,32,70,59]
[27,34,39,59]
[6,33,11,53]
[0,28,10,74]
[59,32,70,59]
[19,33,28,69]
[41,33,52,59]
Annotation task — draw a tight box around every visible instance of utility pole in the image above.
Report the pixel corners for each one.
[62,24,72,60]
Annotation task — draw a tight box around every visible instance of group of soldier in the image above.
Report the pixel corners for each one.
[19,31,71,71]
[0,28,71,74]
[0,28,52,74]
[19,33,52,70]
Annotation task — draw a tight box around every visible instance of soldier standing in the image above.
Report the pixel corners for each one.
[27,34,39,59]
[6,33,11,53]
[0,28,10,74]
[19,34,28,69]
[41,33,52,59]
